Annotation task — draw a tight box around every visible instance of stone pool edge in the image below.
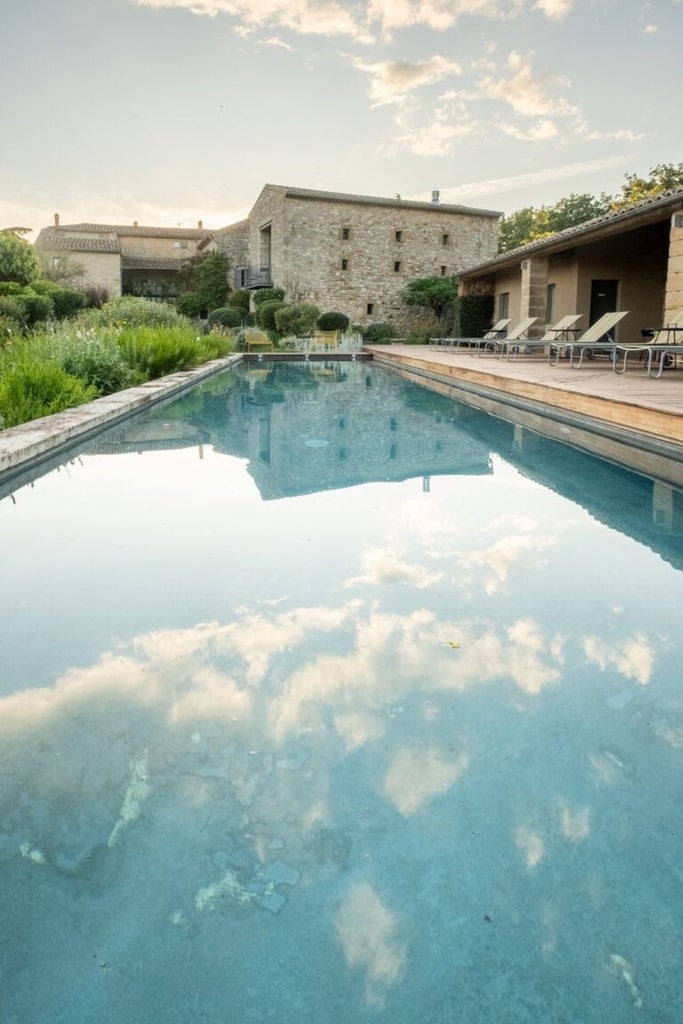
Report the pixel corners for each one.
[0,355,241,479]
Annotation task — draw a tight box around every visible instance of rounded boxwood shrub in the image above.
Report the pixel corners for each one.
[274,302,320,337]
[317,311,350,332]
[227,289,250,314]
[256,299,286,332]
[207,306,242,329]
[253,287,285,307]
[31,280,86,319]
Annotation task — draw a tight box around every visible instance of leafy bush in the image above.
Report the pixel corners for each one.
[253,287,285,307]
[79,296,190,329]
[458,294,495,338]
[0,360,97,427]
[274,302,319,337]
[256,299,285,332]
[31,280,86,319]
[0,230,40,285]
[0,281,24,296]
[116,326,209,379]
[317,311,350,332]
[0,291,54,329]
[58,334,136,395]
[207,306,242,329]
[228,289,250,314]
[362,322,395,342]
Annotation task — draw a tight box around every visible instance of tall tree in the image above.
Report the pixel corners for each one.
[614,162,683,206]
[0,229,40,285]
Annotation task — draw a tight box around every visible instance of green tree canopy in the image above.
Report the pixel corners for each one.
[402,276,457,319]
[0,229,40,285]
[615,161,683,205]
[177,251,230,317]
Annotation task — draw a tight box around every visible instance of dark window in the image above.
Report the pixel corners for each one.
[367,302,374,315]
[341,258,349,271]
[498,292,510,319]
[395,230,403,242]
[545,283,556,323]
[393,260,401,272]
[440,265,447,276]
[442,233,449,245]
[342,227,350,240]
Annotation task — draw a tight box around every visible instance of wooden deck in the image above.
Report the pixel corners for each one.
[364,344,683,486]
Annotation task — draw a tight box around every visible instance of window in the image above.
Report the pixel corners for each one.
[545,283,556,323]
[366,303,374,315]
[395,230,403,242]
[442,233,449,246]
[393,260,402,272]
[341,258,349,271]
[498,292,510,319]
[173,241,188,249]
[440,265,447,276]
[342,227,350,240]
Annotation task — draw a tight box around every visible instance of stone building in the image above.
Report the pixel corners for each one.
[216,185,501,330]
[458,188,683,342]
[34,216,215,299]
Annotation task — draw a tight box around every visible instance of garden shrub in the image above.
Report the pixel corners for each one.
[274,302,319,337]
[256,299,285,332]
[116,326,207,379]
[31,280,86,319]
[0,360,97,427]
[58,333,136,395]
[362,322,395,342]
[458,294,494,338]
[80,296,189,329]
[207,306,242,329]
[253,287,285,307]
[227,289,250,315]
[317,311,350,332]
[0,292,54,329]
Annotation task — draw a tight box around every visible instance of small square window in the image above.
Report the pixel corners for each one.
[342,227,350,240]
[442,233,449,245]
[393,260,401,272]
[367,302,374,315]
[440,265,447,276]
[395,230,403,242]
[341,258,349,271]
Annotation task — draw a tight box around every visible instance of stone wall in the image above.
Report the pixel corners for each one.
[227,187,500,330]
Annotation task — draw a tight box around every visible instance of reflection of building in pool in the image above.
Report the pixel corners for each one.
[213,360,493,498]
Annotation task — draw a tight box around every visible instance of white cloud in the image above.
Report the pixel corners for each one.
[132,0,369,40]
[345,546,442,587]
[351,55,462,105]
[535,0,573,18]
[515,823,545,868]
[644,23,658,34]
[383,746,469,815]
[335,882,407,1007]
[582,633,654,685]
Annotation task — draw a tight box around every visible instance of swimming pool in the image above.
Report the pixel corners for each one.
[2,359,683,1022]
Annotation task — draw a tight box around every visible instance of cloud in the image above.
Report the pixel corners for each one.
[643,23,658,34]
[476,50,578,118]
[345,546,442,587]
[515,823,545,868]
[351,55,462,105]
[383,745,469,815]
[582,633,654,685]
[534,0,573,17]
[335,882,407,1006]
[132,0,369,40]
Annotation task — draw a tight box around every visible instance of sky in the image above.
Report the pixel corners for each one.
[2,0,682,236]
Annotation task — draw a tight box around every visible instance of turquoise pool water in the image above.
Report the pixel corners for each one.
[2,359,683,1022]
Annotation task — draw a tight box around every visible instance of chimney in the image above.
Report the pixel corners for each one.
[198,219,203,230]
[133,220,138,227]
[54,212,60,227]
[431,190,440,205]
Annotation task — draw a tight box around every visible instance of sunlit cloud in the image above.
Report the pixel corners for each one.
[335,882,407,1007]
[582,633,653,685]
[558,799,590,842]
[535,0,573,17]
[477,50,578,118]
[515,824,545,868]
[345,546,442,588]
[131,0,369,40]
[383,745,469,815]
[643,23,658,33]
[351,55,462,105]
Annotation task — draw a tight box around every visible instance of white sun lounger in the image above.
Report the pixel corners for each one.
[612,310,683,376]
[480,317,539,357]
[430,318,511,352]
[499,314,584,361]
[561,311,629,367]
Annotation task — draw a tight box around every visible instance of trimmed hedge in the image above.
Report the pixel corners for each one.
[317,311,350,332]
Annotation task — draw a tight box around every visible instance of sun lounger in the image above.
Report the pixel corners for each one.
[612,310,683,376]
[480,317,539,357]
[430,318,511,352]
[561,311,629,367]
[499,314,584,361]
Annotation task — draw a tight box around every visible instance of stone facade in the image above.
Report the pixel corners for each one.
[35,218,215,299]
[218,185,501,330]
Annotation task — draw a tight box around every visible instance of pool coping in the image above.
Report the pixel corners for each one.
[0,355,241,481]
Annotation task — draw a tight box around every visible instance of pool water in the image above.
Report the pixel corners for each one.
[1,360,683,1022]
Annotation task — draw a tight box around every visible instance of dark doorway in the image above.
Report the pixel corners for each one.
[590,279,619,337]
